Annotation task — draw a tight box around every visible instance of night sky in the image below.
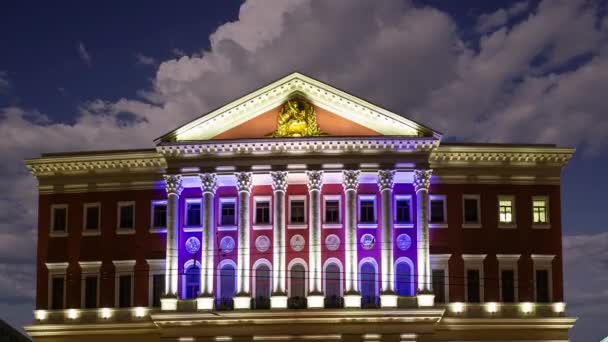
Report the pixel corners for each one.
[1,1,607,341]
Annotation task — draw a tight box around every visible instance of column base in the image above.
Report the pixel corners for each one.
[417,293,435,307]
[343,293,362,308]
[270,295,288,309]
[233,295,251,309]
[380,293,398,308]
[160,296,178,311]
[307,295,325,309]
[196,295,214,310]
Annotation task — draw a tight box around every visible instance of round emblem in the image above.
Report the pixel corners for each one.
[360,234,375,250]
[290,234,305,252]
[255,235,271,252]
[185,237,201,254]
[396,234,412,251]
[325,234,340,251]
[219,236,235,253]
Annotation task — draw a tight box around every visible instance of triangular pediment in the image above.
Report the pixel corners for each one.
[156,72,441,142]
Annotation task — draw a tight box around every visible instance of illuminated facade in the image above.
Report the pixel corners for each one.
[25,73,576,341]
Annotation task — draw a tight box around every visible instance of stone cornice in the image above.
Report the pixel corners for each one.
[431,145,574,168]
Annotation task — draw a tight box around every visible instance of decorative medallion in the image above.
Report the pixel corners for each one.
[185,237,201,254]
[290,234,306,252]
[396,234,412,251]
[268,98,324,138]
[360,234,376,250]
[325,234,340,251]
[255,235,271,253]
[219,236,235,253]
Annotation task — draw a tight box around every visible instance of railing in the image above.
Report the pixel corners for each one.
[253,296,270,310]
[287,296,308,309]
[324,296,344,309]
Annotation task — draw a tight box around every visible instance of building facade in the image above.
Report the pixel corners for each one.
[25,73,576,341]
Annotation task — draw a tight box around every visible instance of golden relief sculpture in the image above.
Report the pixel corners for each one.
[268,98,324,137]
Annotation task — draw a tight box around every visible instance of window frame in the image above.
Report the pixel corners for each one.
[429,194,448,228]
[46,262,69,310]
[394,257,415,297]
[532,196,551,229]
[430,254,451,303]
[462,194,481,228]
[149,200,168,233]
[498,195,517,228]
[288,195,307,229]
[79,261,101,309]
[113,260,136,308]
[357,194,377,228]
[394,194,414,228]
[116,201,136,234]
[181,259,202,299]
[184,198,203,232]
[146,259,165,308]
[531,254,555,303]
[463,254,486,303]
[82,202,101,236]
[322,195,342,229]
[252,196,272,230]
[496,254,520,303]
[50,204,69,237]
[218,197,237,231]
[287,258,308,298]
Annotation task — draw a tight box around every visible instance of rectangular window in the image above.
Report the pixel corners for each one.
[51,276,65,310]
[186,201,202,227]
[463,196,480,225]
[255,201,271,225]
[152,274,165,308]
[221,201,236,226]
[118,275,132,308]
[359,199,375,223]
[395,198,411,223]
[52,206,67,233]
[290,200,305,224]
[498,197,514,224]
[501,270,515,303]
[152,202,167,228]
[536,270,550,303]
[432,269,446,303]
[118,202,134,230]
[430,197,446,224]
[84,276,98,308]
[325,200,340,224]
[84,204,100,231]
[466,269,481,303]
[532,198,549,224]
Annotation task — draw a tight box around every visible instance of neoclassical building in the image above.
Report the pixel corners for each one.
[25,73,576,341]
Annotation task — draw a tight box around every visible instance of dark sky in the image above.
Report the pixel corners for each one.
[0,1,606,341]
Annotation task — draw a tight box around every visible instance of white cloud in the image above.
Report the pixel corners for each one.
[477,1,529,34]
[135,53,156,66]
[77,42,92,67]
[172,48,186,57]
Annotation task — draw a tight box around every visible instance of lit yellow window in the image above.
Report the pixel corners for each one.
[533,199,548,223]
[499,200,513,223]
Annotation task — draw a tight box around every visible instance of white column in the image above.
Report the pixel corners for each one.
[378,170,397,308]
[161,174,182,311]
[306,170,324,308]
[197,173,217,310]
[234,172,253,309]
[270,171,288,308]
[342,170,361,308]
[414,169,434,307]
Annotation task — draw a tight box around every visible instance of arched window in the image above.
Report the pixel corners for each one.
[183,261,200,299]
[360,260,377,307]
[324,263,342,298]
[395,258,414,296]
[219,262,236,302]
[289,264,306,298]
[254,261,271,309]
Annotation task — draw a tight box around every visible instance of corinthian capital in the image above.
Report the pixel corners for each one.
[199,173,218,194]
[163,174,183,196]
[306,170,323,192]
[378,170,395,191]
[413,169,432,192]
[271,171,288,192]
[342,170,360,191]
[235,172,253,193]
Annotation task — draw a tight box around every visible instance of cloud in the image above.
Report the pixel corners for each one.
[77,42,92,67]
[0,71,11,94]
[477,1,529,34]
[135,53,156,66]
[172,48,186,58]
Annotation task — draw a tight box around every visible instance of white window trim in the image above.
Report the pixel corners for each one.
[46,262,69,309]
[322,195,342,229]
[463,254,486,303]
[496,254,520,302]
[532,196,551,229]
[357,194,378,229]
[82,202,102,236]
[287,258,308,298]
[462,194,482,228]
[149,200,168,233]
[184,198,203,231]
[113,260,136,308]
[50,204,68,237]
[252,195,272,229]
[146,259,165,307]
[394,257,415,297]
[252,258,273,299]
[429,194,448,228]
[217,259,237,299]
[498,195,517,229]
[322,258,344,297]
[394,194,414,228]
[532,254,555,303]
[430,254,451,303]
[357,257,379,297]
[182,259,202,299]
[288,195,307,229]
[79,261,102,308]
[116,201,136,235]
[218,197,237,231]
